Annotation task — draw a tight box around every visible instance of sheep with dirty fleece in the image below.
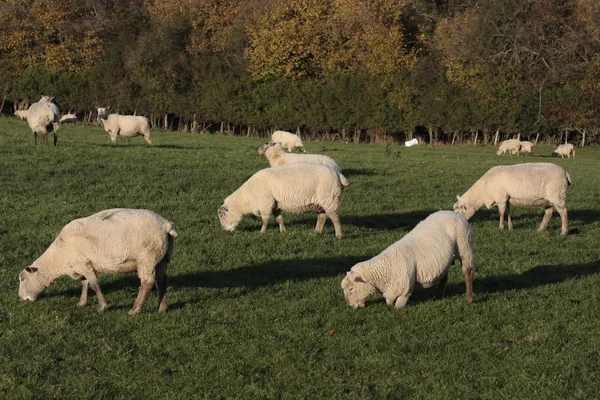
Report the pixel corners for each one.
[96,106,152,144]
[271,130,304,152]
[553,143,575,159]
[218,163,347,238]
[18,209,177,314]
[258,141,344,175]
[27,96,60,145]
[14,110,28,120]
[341,211,473,309]
[496,139,522,156]
[453,163,571,235]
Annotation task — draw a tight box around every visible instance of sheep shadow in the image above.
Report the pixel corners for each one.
[569,209,600,224]
[342,209,438,231]
[443,260,600,300]
[342,168,379,177]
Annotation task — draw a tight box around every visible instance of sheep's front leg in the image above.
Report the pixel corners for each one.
[33,132,37,145]
[497,202,507,229]
[129,280,154,315]
[86,273,108,313]
[77,277,89,308]
[435,273,449,300]
[394,296,410,309]
[260,215,270,233]
[506,202,513,230]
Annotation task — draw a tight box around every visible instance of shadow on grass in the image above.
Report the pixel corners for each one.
[95,143,199,150]
[342,168,379,177]
[342,209,437,231]
[569,209,600,224]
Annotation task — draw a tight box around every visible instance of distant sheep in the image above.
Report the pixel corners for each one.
[453,163,571,235]
[14,110,28,120]
[218,163,347,238]
[341,211,473,309]
[27,96,60,145]
[271,130,304,152]
[96,106,152,144]
[18,209,177,314]
[553,143,575,159]
[258,141,344,175]
[60,113,77,125]
[496,139,521,156]
[517,141,533,155]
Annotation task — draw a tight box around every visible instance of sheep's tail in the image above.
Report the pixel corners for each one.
[338,173,349,189]
[166,222,178,238]
[565,171,572,186]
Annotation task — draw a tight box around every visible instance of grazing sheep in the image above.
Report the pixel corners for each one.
[453,163,571,235]
[518,141,533,155]
[258,141,344,175]
[14,110,28,120]
[218,163,347,238]
[27,96,60,145]
[341,211,473,309]
[553,143,575,159]
[496,139,521,156]
[272,130,304,152]
[59,113,77,125]
[18,209,178,314]
[96,106,152,144]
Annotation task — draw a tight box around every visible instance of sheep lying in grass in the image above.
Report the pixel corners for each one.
[453,163,571,235]
[341,211,473,309]
[496,139,521,156]
[258,141,343,175]
[18,209,178,314]
[272,130,304,152]
[27,96,60,145]
[218,163,347,238]
[96,106,152,144]
[14,110,28,120]
[553,143,575,159]
[59,113,77,125]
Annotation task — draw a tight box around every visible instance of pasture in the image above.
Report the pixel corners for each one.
[1,117,599,399]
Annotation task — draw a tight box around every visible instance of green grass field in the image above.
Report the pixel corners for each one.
[1,117,599,399]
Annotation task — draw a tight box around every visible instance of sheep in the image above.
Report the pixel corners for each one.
[496,139,521,156]
[453,163,571,235]
[258,141,344,175]
[553,143,575,159]
[27,96,60,145]
[271,130,304,152]
[518,141,533,155]
[14,110,28,120]
[96,106,152,144]
[341,211,473,309]
[18,209,178,314]
[218,163,347,238]
[59,113,77,125]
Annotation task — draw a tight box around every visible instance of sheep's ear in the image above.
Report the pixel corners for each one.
[25,266,38,274]
[353,273,366,283]
[456,194,461,200]
[269,141,276,147]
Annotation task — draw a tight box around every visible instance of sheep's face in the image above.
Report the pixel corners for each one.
[218,205,242,231]
[496,149,503,155]
[18,266,43,301]
[453,196,476,220]
[341,270,376,309]
[261,141,282,156]
[39,95,54,103]
[96,106,110,120]
[257,143,269,155]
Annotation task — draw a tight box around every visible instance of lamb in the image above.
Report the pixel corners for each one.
[59,113,77,125]
[341,211,473,309]
[96,106,152,144]
[14,110,28,120]
[27,95,60,145]
[553,143,575,159]
[271,130,304,152]
[453,163,571,235]
[18,209,178,314]
[518,141,533,155]
[258,141,344,175]
[218,163,347,238]
[496,139,521,156]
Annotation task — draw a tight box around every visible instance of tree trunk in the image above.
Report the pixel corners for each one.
[564,129,569,144]
[473,130,479,145]
[493,129,500,146]
[164,114,168,131]
[535,133,540,145]
[581,129,586,147]
[451,131,457,145]
[428,126,433,145]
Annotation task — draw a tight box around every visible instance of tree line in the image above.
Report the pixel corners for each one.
[1,0,599,145]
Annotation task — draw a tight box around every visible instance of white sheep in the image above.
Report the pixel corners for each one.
[341,211,473,309]
[218,163,347,238]
[517,141,533,155]
[27,96,60,145]
[14,110,28,120]
[59,113,77,125]
[258,141,343,175]
[18,209,178,314]
[96,106,152,144]
[453,162,571,235]
[271,130,304,152]
[553,143,575,159]
[496,139,521,156]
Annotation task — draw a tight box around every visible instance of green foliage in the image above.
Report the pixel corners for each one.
[1,120,599,398]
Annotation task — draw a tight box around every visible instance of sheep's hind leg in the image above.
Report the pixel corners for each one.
[463,266,473,304]
[497,202,507,229]
[130,280,154,315]
[506,202,513,230]
[556,206,568,235]
[77,277,89,308]
[315,212,327,233]
[538,207,553,232]
[156,260,168,312]
[86,274,108,313]
[394,296,410,309]
[328,213,343,239]
[274,209,286,233]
